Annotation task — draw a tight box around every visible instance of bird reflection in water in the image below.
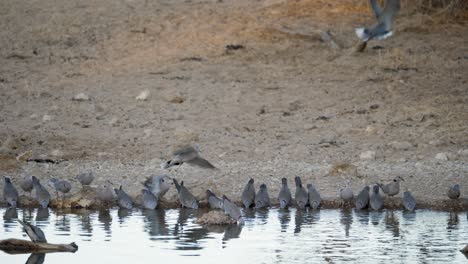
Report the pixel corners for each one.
[447,212,459,230]
[294,209,319,234]
[340,208,353,237]
[76,209,93,238]
[142,209,169,239]
[277,209,291,232]
[173,208,209,251]
[35,208,49,223]
[369,210,384,226]
[384,210,400,237]
[54,210,70,233]
[354,209,369,226]
[222,224,243,248]
[3,207,18,232]
[117,208,132,224]
[98,209,112,239]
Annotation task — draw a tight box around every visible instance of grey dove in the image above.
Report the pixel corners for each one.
[142,188,158,209]
[447,184,460,200]
[278,178,292,209]
[255,183,270,209]
[32,176,50,208]
[173,179,199,209]
[76,171,94,187]
[19,175,33,196]
[355,186,370,210]
[162,145,215,169]
[206,189,223,209]
[355,0,400,42]
[339,180,354,206]
[378,176,404,197]
[143,174,172,198]
[49,178,72,198]
[3,177,19,208]
[18,219,47,243]
[114,186,133,209]
[307,183,321,210]
[241,178,255,208]
[222,195,244,224]
[98,182,115,204]
[403,190,416,211]
[294,176,308,209]
[370,185,384,210]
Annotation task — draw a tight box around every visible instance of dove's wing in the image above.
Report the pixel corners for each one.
[187,157,216,169]
[370,0,382,18]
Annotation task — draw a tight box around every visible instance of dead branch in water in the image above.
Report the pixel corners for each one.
[0,239,78,254]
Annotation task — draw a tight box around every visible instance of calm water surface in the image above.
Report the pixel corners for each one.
[1,208,467,264]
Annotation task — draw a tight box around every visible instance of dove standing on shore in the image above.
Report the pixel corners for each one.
[370,185,384,210]
[278,178,292,209]
[142,188,158,209]
[255,184,270,209]
[206,189,223,209]
[98,182,115,205]
[222,195,244,224]
[241,178,255,208]
[19,175,33,197]
[307,183,321,210]
[355,0,401,42]
[339,180,354,206]
[355,186,370,210]
[295,176,308,209]
[18,219,47,243]
[162,145,215,169]
[3,177,19,208]
[114,186,133,209]
[76,171,94,188]
[49,178,72,199]
[143,174,172,198]
[378,176,404,197]
[173,179,199,209]
[447,184,460,200]
[403,190,416,211]
[32,176,50,208]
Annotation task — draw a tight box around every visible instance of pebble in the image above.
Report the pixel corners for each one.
[51,149,63,157]
[168,95,185,104]
[72,93,90,101]
[42,114,53,122]
[16,151,33,162]
[360,150,376,160]
[136,90,150,101]
[388,141,412,150]
[435,152,449,161]
[458,149,468,157]
[109,117,120,126]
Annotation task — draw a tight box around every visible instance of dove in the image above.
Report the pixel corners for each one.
[295,176,308,209]
[143,174,172,198]
[370,184,384,211]
[19,175,34,196]
[3,177,19,208]
[162,145,215,169]
[32,176,50,208]
[76,171,94,187]
[222,195,244,224]
[355,186,370,210]
[378,176,404,197]
[114,186,133,209]
[206,189,223,209]
[355,0,401,42]
[18,219,47,243]
[339,180,354,206]
[241,178,255,208]
[255,183,270,209]
[48,178,72,198]
[307,183,321,210]
[173,179,199,209]
[142,188,158,209]
[278,178,292,209]
[97,182,115,205]
[447,184,460,200]
[403,190,416,211]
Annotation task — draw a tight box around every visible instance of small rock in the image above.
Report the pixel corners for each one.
[435,152,449,161]
[16,151,33,162]
[72,93,90,101]
[458,149,468,157]
[169,95,185,104]
[143,129,152,139]
[388,141,412,150]
[360,150,376,160]
[109,117,120,126]
[42,114,53,122]
[136,90,150,101]
[30,114,38,120]
[365,125,377,134]
[50,149,63,157]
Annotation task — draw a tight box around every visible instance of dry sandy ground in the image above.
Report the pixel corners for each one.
[0,0,467,209]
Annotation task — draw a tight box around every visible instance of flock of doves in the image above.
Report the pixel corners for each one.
[2,145,463,227]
